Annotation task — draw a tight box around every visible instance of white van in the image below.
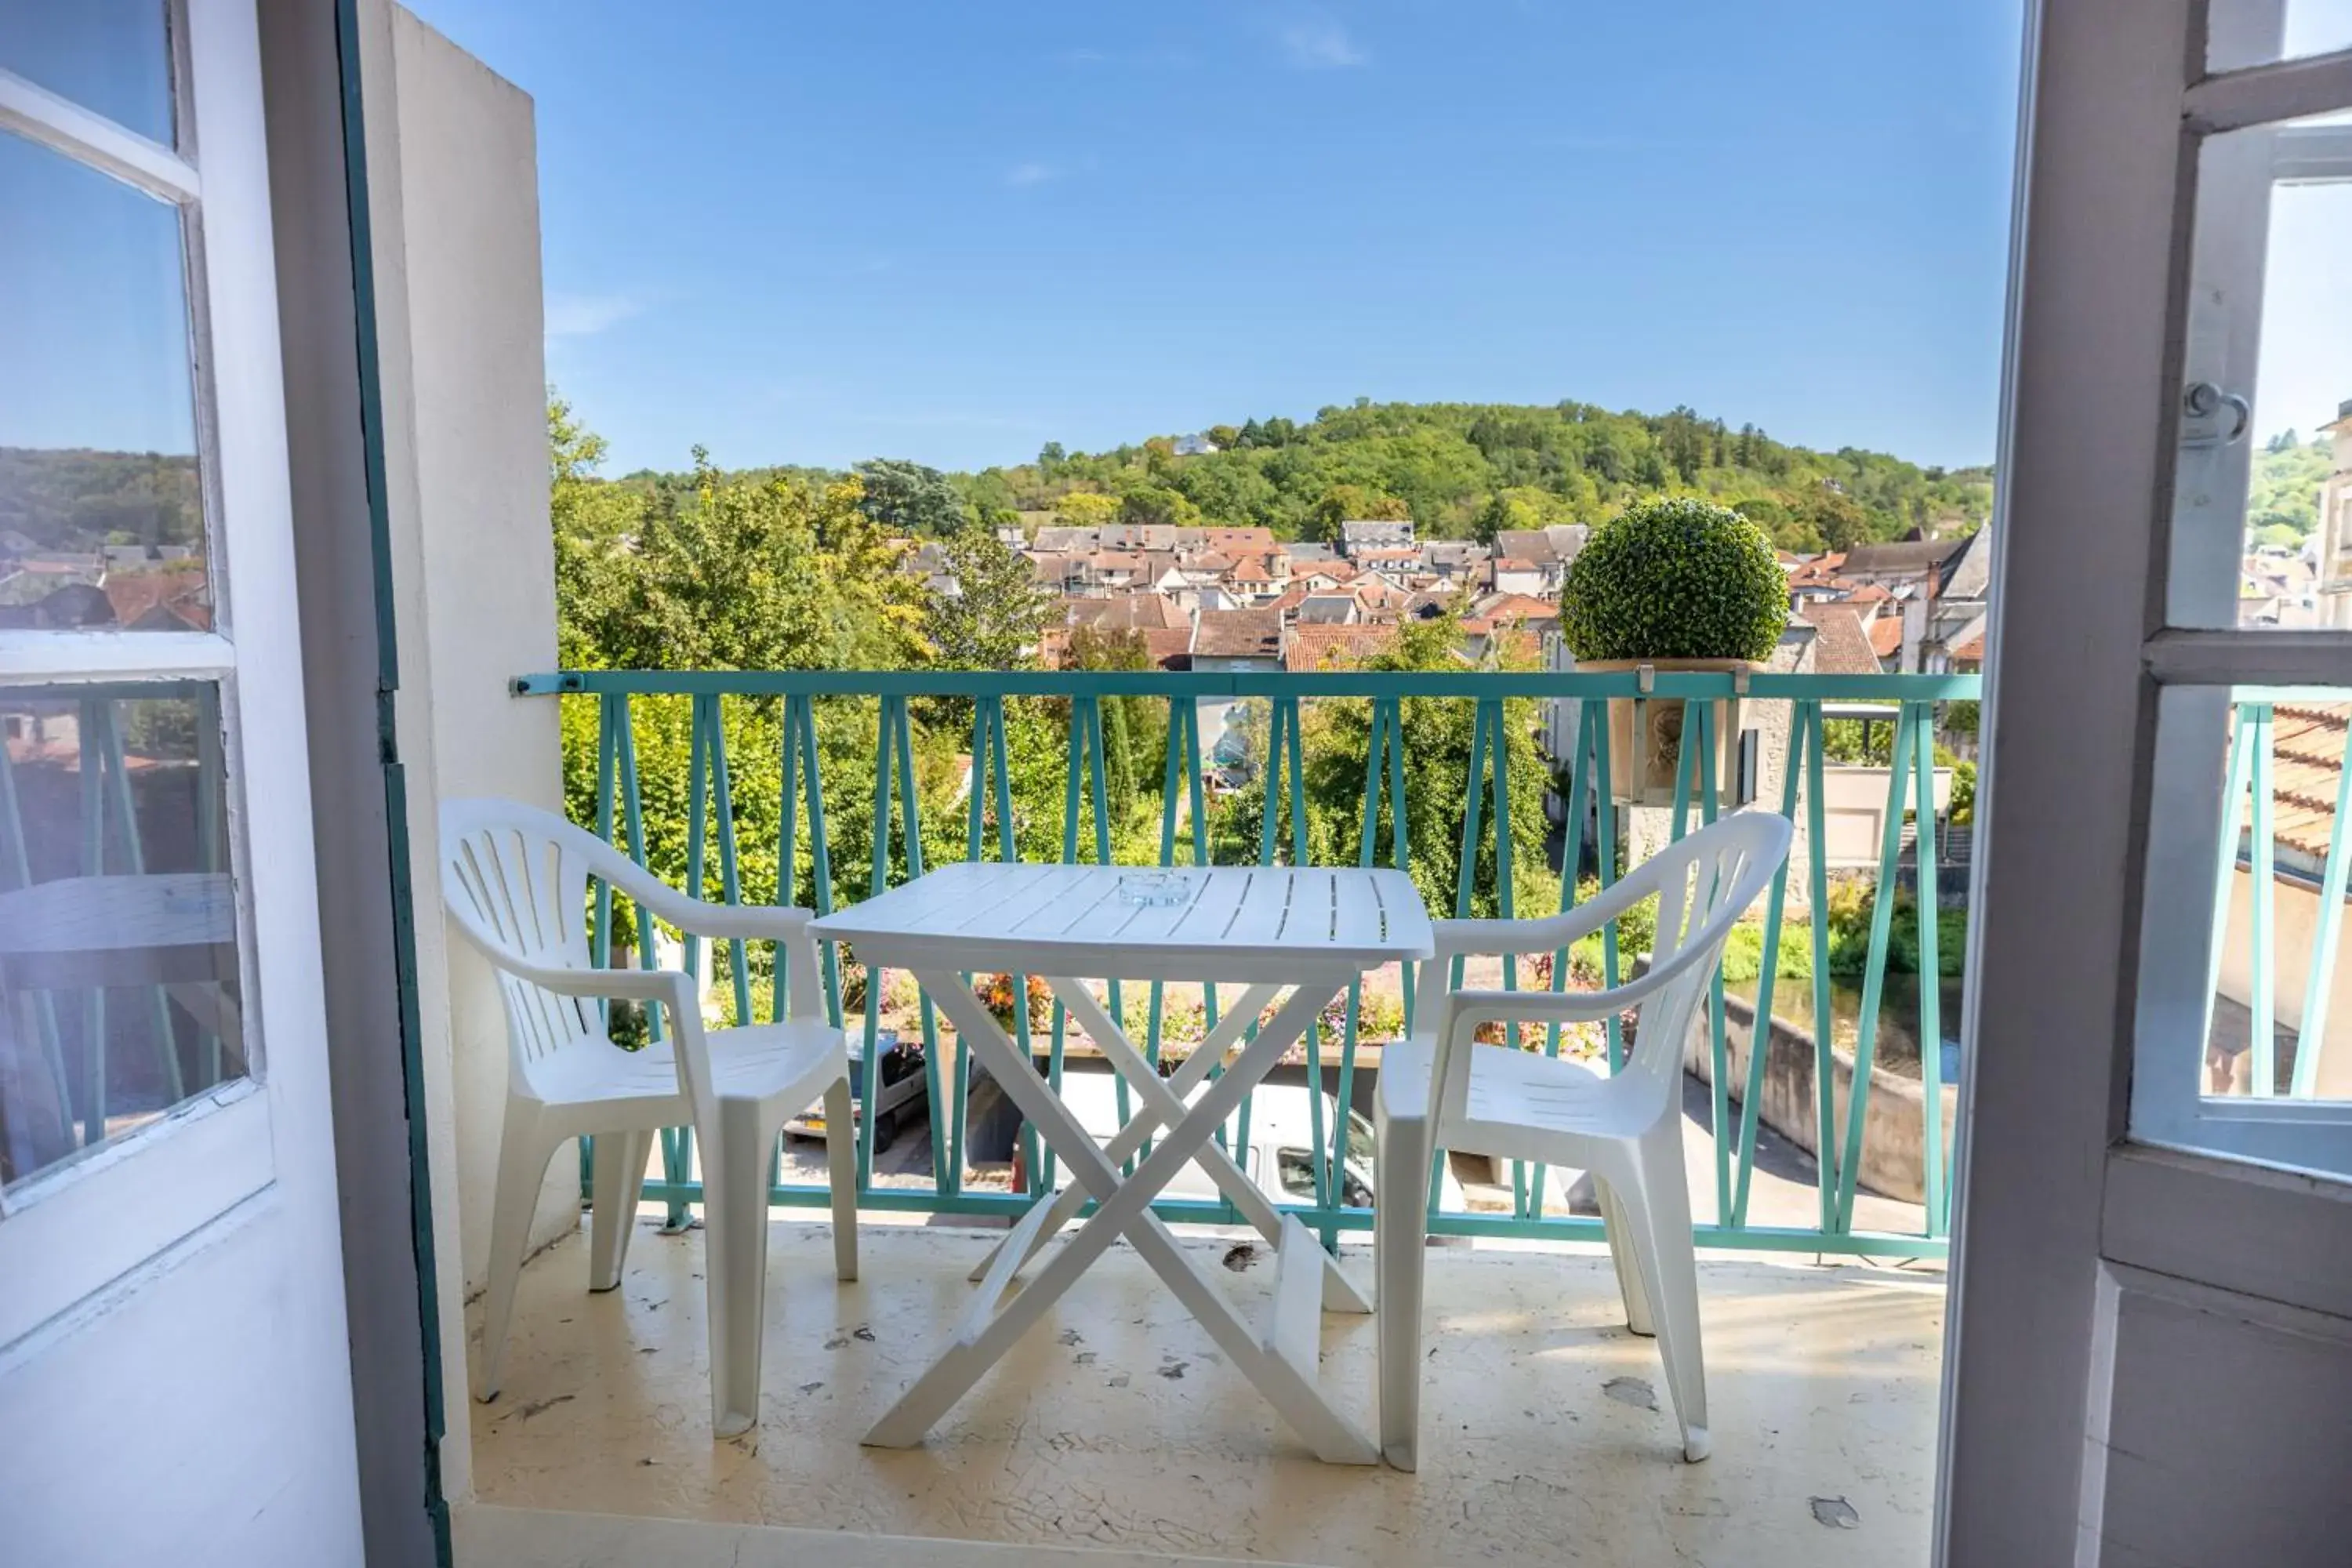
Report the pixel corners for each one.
[1040,1068,1468,1214]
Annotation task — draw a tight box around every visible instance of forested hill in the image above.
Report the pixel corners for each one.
[621,399,1998,554]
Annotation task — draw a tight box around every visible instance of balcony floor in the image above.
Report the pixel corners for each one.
[470,1217,1944,1567]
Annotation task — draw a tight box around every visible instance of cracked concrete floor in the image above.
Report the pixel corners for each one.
[469,1219,1944,1567]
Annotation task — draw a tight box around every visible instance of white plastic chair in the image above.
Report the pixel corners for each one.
[439,797,858,1437]
[1375,809,1791,1468]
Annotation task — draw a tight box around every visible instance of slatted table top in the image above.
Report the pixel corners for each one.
[812,862,1432,983]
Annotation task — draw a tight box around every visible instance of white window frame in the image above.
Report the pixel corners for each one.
[0,0,321,1348]
[2125,43,2352,1182]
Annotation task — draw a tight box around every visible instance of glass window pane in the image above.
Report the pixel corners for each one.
[0,0,176,146]
[0,681,244,1190]
[2209,0,2352,71]
[0,127,209,633]
[2202,696,2352,1105]
[2167,116,2352,630]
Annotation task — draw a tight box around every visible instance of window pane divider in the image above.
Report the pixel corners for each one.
[0,631,233,684]
[0,67,198,205]
[2186,44,2352,134]
[2145,627,2352,688]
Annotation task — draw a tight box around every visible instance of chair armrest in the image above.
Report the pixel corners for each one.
[614,872,815,946]
[1432,918,1573,960]
[495,956,700,1009]
[477,953,721,1108]
[1441,987,1628,1033]
[1430,873,1657,962]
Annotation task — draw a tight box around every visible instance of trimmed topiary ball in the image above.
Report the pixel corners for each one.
[1558,496,1789,662]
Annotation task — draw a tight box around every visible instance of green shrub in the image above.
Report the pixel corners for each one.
[1563,876,1658,979]
[1557,496,1790,662]
[1719,920,1815,983]
[1948,759,1977,826]
[1824,878,1968,978]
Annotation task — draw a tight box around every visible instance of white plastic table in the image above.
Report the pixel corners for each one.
[814,861,1433,1464]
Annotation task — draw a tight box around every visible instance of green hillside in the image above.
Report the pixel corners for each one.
[2250,429,2334,548]
[624,399,1997,555]
[0,447,201,552]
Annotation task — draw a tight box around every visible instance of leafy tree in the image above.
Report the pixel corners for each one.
[550,401,957,940]
[1206,423,1242,451]
[2249,433,2331,541]
[1119,483,1199,529]
[567,447,929,673]
[925,528,1055,671]
[1052,490,1121,529]
[1311,482,1409,544]
[1209,611,1551,919]
[854,457,970,536]
[1792,483,1872,553]
[1660,405,1706,485]
[1067,626,1169,829]
[1038,441,1066,471]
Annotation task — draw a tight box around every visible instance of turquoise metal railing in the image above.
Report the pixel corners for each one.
[2207,691,2352,1100]
[518,667,1977,1259]
[0,682,225,1153]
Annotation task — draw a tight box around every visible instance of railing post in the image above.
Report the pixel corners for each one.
[859,696,946,1192]
[0,714,69,1149]
[193,682,225,1087]
[1693,702,1733,1226]
[2247,704,2278,1097]
[579,700,611,1196]
[1802,702,1837,1234]
[683,694,756,1028]
[2292,708,2352,1097]
[1912,703,1947,1236]
[1835,702,1916,1233]
[1731,698,1813,1227]
[1527,695,1604,1221]
[1441,696,1519,1216]
[1146,695,1215,1169]
[1330,695,1404,1236]
[1591,698,1624,1071]
[90,699,183,1107]
[956,695,1029,1199]
[2203,707,2256,1087]
[777,693,844,1025]
[76,695,107,1146]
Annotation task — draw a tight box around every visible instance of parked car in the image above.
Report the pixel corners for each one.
[784,1029,927,1152]
[1036,1067,1468,1214]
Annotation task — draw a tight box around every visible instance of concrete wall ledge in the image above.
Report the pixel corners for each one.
[1678,989,1955,1206]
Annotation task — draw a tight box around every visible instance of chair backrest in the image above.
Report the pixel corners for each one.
[440,797,619,1080]
[1439,809,1793,1133]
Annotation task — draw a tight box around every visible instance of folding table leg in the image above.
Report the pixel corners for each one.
[1054,978,1370,1313]
[869,976,1375,1461]
[966,982,1279,1283]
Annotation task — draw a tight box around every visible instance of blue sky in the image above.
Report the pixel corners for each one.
[397,2,2039,477]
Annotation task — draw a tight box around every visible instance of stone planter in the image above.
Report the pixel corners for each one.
[1579,658,1752,808]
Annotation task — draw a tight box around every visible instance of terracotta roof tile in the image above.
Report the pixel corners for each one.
[1192,608,1283,659]
[1283,623,1399,671]
[1797,601,1882,675]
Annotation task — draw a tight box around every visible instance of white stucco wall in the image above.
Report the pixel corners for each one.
[362,2,568,1468]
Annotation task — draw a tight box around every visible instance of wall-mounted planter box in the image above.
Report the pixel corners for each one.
[1581,658,1753,808]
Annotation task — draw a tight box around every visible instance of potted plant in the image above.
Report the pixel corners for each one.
[1557,496,1789,807]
